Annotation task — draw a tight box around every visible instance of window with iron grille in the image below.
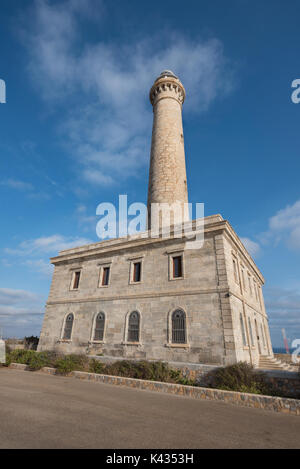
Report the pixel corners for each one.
[63,314,74,340]
[94,312,105,341]
[102,267,110,286]
[172,309,186,344]
[128,311,140,342]
[172,256,183,278]
[73,271,81,289]
[133,262,141,283]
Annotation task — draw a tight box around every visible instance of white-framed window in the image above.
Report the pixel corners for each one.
[62,313,74,341]
[258,286,263,309]
[248,273,253,296]
[128,257,144,284]
[248,317,254,346]
[70,270,81,290]
[240,313,247,346]
[232,258,239,284]
[253,280,258,301]
[93,312,106,342]
[260,323,266,348]
[98,264,111,287]
[172,309,186,344]
[240,265,246,290]
[168,251,184,280]
[127,311,140,342]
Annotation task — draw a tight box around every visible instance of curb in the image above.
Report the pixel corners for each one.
[8,363,300,416]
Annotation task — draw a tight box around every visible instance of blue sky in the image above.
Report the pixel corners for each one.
[0,0,299,347]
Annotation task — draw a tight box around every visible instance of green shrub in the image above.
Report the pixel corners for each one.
[27,351,57,371]
[206,362,273,395]
[89,359,105,374]
[8,349,37,365]
[55,354,89,375]
[103,360,196,385]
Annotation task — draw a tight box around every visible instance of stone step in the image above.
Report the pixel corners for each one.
[258,356,294,372]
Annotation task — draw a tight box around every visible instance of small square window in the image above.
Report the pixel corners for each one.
[72,271,81,290]
[173,256,183,278]
[102,267,110,286]
[133,262,141,283]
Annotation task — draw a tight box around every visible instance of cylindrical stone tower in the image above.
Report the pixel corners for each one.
[147,70,189,230]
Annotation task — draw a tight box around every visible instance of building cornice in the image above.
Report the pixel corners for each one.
[49,214,264,284]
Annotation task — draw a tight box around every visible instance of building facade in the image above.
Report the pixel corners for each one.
[38,71,273,366]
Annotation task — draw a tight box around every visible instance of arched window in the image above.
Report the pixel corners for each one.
[172,309,186,344]
[94,312,105,341]
[63,313,74,340]
[128,311,140,342]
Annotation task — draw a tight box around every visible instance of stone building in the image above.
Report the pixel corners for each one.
[38,71,274,367]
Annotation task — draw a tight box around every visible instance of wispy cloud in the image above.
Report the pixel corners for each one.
[240,199,300,256]
[264,285,300,346]
[3,234,93,278]
[0,288,44,338]
[5,234,93,257]
[0,178,34,191]
[76,204,98,233]
[20,0,235,188]
[266,199,300,251]
[240,237,261,258]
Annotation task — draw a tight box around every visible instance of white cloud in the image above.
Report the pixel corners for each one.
[264,286,300,347]
[267,200,300,250]
[240,237,261,258]
[24,259,54,276]
[240,199,300,256]
[76,204,98,232]
[0,178,33,191]
[5,234,93,257]
[0,288,44,338]
[3,234,93,279]
[20,0,235,187]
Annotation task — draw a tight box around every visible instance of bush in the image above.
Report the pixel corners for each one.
[54,354,89,375]
[103,360,196,385]
[27,351,58,371]
[8,349,37,365]
[206,362,274,395]
[89,359,105,374]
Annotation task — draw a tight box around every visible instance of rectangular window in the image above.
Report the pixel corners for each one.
[248,317,254,346]
[102,267,110,286]
[240,313,247,346]
[241,265,246,290]
[258,286,263,308]
[233,258,239,283]
[254,281,258,301]
[248,274,252,296]
[133,262,141,283]
[173,256,183,278]
[73,271,81,290]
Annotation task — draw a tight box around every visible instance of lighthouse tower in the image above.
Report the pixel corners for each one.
[147,71,189,229]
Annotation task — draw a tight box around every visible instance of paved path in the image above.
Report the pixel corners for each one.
[0,368,299,449]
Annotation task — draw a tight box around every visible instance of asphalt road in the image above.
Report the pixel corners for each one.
[0,368,299,449]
